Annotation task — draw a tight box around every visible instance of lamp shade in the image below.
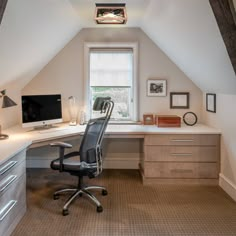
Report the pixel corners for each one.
[2,95,17,108]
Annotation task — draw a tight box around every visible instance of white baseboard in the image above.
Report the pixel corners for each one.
[219,173,236,201]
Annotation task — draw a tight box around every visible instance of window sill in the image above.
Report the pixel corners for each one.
[83,120,141,125]
[108,121,141,125]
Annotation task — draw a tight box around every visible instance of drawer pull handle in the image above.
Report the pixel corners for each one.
[171,169,192,173]
[0,200,17,221]
[171,139,194,142]
[0,161,18,175]
[171,153,193,156]
[0,175,17,192]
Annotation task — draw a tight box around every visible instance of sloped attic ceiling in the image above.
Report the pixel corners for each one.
[0,0,82,88]
[141,0,236,94]
[0,0,235,94]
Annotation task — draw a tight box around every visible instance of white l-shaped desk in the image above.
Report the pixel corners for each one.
[0,123,221,235]
[0,123,221,163]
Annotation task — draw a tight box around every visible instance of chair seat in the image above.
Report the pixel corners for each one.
[51,159,98,177]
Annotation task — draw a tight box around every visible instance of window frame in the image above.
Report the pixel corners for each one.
[84,42,138,122]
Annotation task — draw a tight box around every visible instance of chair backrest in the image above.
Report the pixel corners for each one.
[79,98,114,176]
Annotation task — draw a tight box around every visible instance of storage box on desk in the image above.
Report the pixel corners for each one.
[155,115,181,127]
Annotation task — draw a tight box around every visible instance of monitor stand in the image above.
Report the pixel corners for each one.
[33,124,58,131]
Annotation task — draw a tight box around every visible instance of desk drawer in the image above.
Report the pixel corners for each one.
[145,134,220,146]
[0,160,25,195]
[0,150,26,183]
[145,146,219,162]
[0,174,26,236]
[144,162,218,178]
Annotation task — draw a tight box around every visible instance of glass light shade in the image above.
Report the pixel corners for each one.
[68,96,78,126]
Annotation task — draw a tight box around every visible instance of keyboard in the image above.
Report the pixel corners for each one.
[38,127,68,134]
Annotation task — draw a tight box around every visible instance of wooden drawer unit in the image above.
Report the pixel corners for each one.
[0,150,26,236]
[141,134,220,185]
[144,162,218,178]
[145,146,219,162]
[144,134,220,146]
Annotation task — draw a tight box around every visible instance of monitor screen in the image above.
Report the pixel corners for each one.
[21,94,62,128]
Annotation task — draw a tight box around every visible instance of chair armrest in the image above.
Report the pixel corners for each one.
[50,142,72,172]
[50,142,72,148]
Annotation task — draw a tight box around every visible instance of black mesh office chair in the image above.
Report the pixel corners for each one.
[50,97,114,216]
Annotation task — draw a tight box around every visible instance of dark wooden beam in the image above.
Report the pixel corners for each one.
[0,0,8,25]
[209,0,236,74]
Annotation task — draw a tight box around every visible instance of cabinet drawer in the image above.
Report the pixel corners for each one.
[145,146,219,162]
[145,134,220,146]
[144,162,218,178]
[0,150,26,183]
[0,174,26,236]
[0,160,25,195]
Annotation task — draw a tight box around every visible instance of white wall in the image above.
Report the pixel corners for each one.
[233,0,236,8]
[141,0,236,94]
[0,0,81,88]
[203,93,236,201]
[23,27,203,123]
[0,80,21,129]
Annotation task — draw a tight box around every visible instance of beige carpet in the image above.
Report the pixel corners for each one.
[12,169,236,236]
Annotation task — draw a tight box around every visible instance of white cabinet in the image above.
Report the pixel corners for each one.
[0,150,26,236]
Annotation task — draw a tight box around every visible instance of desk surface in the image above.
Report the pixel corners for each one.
[0,123,221,165]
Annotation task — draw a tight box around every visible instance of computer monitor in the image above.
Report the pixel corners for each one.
[21,94,62,128]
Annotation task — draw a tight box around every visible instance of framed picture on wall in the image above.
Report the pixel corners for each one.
[170,92,190,109]
[206,93,216,113]
[147,79,167,96]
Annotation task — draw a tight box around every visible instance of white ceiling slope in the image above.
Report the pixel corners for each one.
[141,0,236,94]
[0,0,82,88]
[0,0,235,94]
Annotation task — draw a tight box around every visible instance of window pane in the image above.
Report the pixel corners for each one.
[91,87,131,120]
[90,51,133,87]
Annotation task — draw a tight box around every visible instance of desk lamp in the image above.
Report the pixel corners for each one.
[0,90,17,140]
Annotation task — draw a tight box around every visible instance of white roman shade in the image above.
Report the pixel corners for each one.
[89,49,133,87]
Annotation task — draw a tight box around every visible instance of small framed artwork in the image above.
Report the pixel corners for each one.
[147,79,167,96]
[206,93,216,113]
[143,114,154,125]
[170,92,190,109]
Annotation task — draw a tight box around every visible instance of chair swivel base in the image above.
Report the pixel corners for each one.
[53,185,108,216]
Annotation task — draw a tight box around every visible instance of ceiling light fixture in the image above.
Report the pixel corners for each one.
[95,3,127,24]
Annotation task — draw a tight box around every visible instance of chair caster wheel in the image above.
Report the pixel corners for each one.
[102,190,108,196]
[97,206,103,213]
[63,209,69,216]
[54,194,59,200]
